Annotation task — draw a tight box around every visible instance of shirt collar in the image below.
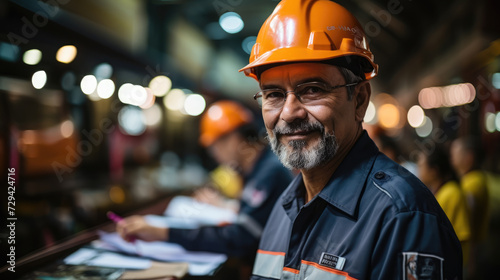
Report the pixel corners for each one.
[282,131,379,218]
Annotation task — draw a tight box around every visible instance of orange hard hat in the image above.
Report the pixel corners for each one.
[199,100,254,147]
[239,0,378,81]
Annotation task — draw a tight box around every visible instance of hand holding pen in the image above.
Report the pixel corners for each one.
[111,212,169,243]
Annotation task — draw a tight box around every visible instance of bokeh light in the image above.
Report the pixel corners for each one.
[492,73,500,89]
[149,75,172,97]
[416,116,433,137]
[32,70,47,89]
[109,185,125,204]
[60,120,74,138]
[139,88,156,109]
[94,63,113,79]
[118,106,146,136]
[118,83,134,104]
[485,112,496,133]
[407,105,425,128]
[23,49,42,65]
[80,75,97,95]
[143,103,162,127]
[56,45,77,64]
[242,36,257,54]
[219,12,244,34]
[496,112,500,132]
[418,83,476,109]
[183,94,206,116]
[129,85,148,106]
[97,79,115,99]
[378,103,400,129]
[164,88,186,111]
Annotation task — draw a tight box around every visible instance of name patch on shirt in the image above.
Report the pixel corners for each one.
[319,252,345,270]
[403,252,443,280]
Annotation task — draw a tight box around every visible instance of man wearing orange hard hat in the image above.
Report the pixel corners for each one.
[240,0,463,279]
[118,100,293,276]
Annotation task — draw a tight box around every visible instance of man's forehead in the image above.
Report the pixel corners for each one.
[259,62,343,85]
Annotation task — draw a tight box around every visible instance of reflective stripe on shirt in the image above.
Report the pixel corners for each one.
[253,250,359,280]
[253,250,285,279]
[300,261,358,280]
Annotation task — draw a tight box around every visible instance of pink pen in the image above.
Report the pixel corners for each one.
[107,211,124,223]
[107,211,141,255]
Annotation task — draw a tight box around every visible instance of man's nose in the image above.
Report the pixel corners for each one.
[280,93,307,123]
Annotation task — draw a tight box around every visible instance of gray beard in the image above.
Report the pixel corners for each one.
[268,121,338,170]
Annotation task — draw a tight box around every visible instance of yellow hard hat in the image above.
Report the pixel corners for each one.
[199,100,254,147]
[240,0,378,81]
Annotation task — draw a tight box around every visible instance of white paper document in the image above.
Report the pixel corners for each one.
[64,247,152,270]
[96,231,227,275]
[163,196,237,226]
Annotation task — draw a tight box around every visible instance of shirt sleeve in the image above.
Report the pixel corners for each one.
[168,222,259,257]
[371,211,463,280]
[169,166,292,257]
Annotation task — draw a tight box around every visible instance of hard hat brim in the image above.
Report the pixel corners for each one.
[239,48,378,81]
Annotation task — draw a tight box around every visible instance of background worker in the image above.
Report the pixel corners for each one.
[117,100,293,277]
[239,0,463,279]
[450,136,490,278]
[417,146,471,265]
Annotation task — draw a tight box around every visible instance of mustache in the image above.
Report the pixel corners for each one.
[273,120,325,136]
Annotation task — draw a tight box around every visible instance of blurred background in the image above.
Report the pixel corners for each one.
[1,0,500,270]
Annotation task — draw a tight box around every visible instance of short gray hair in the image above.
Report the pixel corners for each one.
[338,67,364,100]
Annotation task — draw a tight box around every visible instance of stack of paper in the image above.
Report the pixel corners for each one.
[95,231,227,276]
[162,196,237,227]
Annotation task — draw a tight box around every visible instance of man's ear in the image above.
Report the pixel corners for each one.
[354,80,371,122]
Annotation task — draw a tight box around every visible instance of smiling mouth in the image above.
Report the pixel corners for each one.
[280,130,318,140]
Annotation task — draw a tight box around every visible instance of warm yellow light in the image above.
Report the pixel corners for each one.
[56,45,77,64]
[378,103,400,129]
[109,185,125,204]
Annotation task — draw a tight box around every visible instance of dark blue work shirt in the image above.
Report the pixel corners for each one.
[169,147,293,259]
[252,132,462,280]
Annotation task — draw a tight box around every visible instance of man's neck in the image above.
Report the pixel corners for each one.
[301,129,363,203]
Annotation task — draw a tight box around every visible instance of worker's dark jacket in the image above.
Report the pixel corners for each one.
[251,132,462,280]
[169,147,293,259]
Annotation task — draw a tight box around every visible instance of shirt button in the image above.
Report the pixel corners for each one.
[374,171,385,179]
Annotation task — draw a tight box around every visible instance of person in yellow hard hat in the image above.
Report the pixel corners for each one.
[239,0,463,279]
[117,100,293,276]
